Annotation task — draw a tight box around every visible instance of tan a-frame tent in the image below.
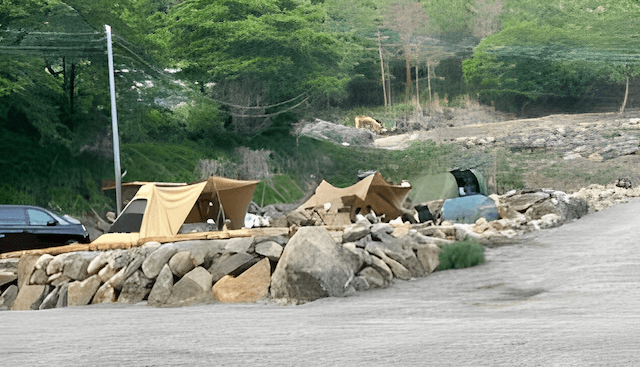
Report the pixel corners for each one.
[298,172,411,222]
[92,176,258,246]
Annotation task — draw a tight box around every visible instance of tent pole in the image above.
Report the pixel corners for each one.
[105,25,122,216]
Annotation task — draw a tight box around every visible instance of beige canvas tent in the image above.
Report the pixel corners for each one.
[92,176,258,246]
[298,172,411,222]
[102,181,187,207]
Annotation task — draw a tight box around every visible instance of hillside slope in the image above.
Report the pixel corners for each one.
[373,109,640,193]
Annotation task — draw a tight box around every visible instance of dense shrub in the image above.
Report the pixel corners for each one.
[0,185,36,205]
[438,239,485,270]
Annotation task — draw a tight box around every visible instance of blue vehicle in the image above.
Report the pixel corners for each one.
[0,205,90,254]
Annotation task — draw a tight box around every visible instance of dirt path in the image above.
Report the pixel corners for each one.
[3,200,640,366]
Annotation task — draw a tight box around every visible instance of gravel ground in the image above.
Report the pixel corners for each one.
[2,199,640,366]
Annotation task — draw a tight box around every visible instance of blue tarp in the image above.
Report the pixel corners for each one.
[441,194,500,224]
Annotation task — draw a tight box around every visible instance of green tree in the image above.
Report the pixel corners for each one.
[159,0,352,133]
[463,0,640,114]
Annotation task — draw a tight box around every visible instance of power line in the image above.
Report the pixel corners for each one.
[210,92,309,110]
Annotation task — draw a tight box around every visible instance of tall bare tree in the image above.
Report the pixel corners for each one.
[384,0,428,101]
[468,0,504,39]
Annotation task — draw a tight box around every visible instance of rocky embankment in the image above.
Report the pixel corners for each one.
[1,180,638,311]
[451,115,640,162]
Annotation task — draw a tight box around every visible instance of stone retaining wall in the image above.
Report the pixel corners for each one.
[2,183,638,310]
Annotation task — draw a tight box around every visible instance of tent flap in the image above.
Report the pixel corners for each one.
[299,172,411,222]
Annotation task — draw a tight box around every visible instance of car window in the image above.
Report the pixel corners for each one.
[27,208,55,226]
[0,207,28,225]
[108,199,147,233]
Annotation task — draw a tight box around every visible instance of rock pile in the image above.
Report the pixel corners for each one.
[572,183,640,213]
[454,117,640,161]
[3,182,639,311]
[299,118,376,147]
[0,221,448,310]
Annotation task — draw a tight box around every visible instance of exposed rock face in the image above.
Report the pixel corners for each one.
[213,258,271,303]
[270,227,360,302]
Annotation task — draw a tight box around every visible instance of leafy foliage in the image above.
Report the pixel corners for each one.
[463,0,640,114]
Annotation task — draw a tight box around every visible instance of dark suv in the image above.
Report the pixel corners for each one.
[0,205,90,254]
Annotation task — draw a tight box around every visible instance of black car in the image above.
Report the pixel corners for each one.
[0,205,90,254]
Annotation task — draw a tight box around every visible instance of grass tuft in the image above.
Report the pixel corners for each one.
[438,239,486,270]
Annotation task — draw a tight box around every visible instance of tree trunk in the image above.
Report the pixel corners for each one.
[620,76,629,114]
[427,59,432,105]
[377,31,388,108]
[386,59,392,106]
[415,64,419,107]
[70,63,75,117]
[405,47,411,100]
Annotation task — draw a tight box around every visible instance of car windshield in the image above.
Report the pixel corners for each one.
[49,212,70,225]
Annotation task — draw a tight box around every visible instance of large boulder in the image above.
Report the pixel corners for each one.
[34,254,54,272]
[168,251,196,278]
[0,271,17,287]
[0,258,19,273]
[18,254,40,288]
[164,267,214,307]
[270,226,360,303]
[39,286,60,310]
[147,264,174,307]
[342,223,370,243]
[67,275,101,307]
[142,243,178,279]
[502,191,550,212]
[224,237,255,254]
[11,284,45,310]
[254,241,283,261]
[212,258,271,303]
[541,189,588,222]
[92,281,117,304]
[0,284,18,310]
[174,240,227,269]
[62,252,100,281]
[372,232,425,277]
[117,270,153,304]
[358,267,386,288]
[208,252,257,283]
[46,253,72,276]
[365,242,412,280]
[369,255,393,284]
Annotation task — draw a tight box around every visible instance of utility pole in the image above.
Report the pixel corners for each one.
[377,30,388,108]
[105,25,122,216]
